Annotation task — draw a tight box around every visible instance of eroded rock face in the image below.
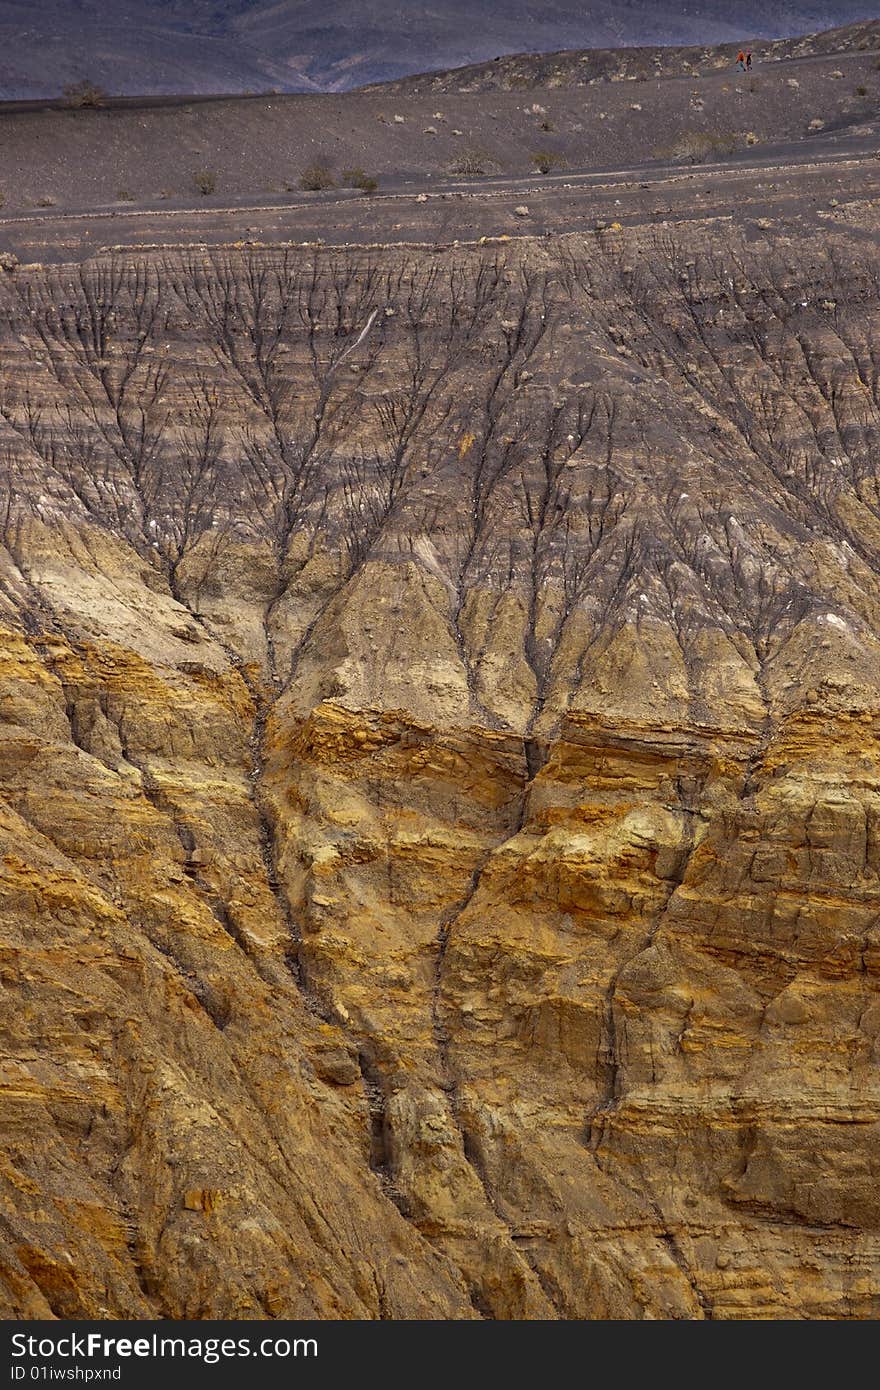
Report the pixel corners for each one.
[1,221,879,1318]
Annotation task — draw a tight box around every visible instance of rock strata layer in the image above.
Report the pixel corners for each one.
[1,219,879,1317]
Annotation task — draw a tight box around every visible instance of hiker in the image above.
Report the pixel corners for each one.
[746,51,753,70]
[736,50,746,71]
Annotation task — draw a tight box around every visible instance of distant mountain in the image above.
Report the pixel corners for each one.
[0,0,875,98]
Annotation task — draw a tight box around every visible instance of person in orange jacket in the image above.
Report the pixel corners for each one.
[736,49,746,70]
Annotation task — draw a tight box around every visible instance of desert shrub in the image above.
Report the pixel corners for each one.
[35,196,56,208]
[116,189,134,202]
[64,79,106,108]
[659,131,736,163]
[530,150,566,174]
[857,84,868,96]
[538,118,555,132]
[299,162,335,191]
[448,148,495,176]
[342,168,379,192]
[193,169,217,196]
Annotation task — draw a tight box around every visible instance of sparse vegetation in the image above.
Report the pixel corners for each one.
[530,151,566,175]
[116,190,134,203]
[448,149,495,177]
[193,169,217,196]
[299,162,335,191]
[659,131,736,163]
[538,119,555,132]
[857,85,868,97]
[342,168,379,193]
[63,79,106,108]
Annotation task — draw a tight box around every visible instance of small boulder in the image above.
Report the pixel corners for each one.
[768,993,811,1025]
[313,1046,360,1087]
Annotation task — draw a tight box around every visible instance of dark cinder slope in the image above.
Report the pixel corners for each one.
[0,22,877,219]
